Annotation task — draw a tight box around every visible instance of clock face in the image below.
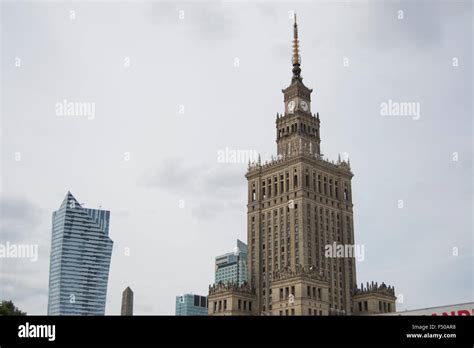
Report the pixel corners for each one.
[300,100,309,111]
[287,100,296,113]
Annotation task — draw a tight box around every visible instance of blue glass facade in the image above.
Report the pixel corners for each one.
[215,239,248,285]
[47,192,113,315]
[175,294,208,316]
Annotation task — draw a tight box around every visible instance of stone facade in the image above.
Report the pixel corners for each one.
[353,282,396,315]
[121,286,133,316]
[208,282,257,316]
[208,15,396,317]
[246,16,356,316]
[270,266,329,316]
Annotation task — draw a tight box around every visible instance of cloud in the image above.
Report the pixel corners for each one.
[0,196,45,242]
[0,196,49,314]
[139,157,247,219]
[147,2,238,43]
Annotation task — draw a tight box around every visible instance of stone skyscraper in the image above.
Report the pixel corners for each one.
[245,14,356,315]
[48,192,113,315]
[121,287,134,316]
[208,15,396,316]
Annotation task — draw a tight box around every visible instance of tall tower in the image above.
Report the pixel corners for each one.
[121,287,134,316]
[277,15,321,158]
[48,192,113,315]
[246,15,357,315]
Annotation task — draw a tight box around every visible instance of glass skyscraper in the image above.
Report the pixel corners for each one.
[175,294,208,316]
[215,239,248,285]
[47,192,113,315]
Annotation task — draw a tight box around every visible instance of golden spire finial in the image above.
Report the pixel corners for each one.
[292,13,301,80]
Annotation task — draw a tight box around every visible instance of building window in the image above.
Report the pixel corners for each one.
[244,301,247,310]
[291,309,295,315]
[309,308,312,315]
[280,310,283,316]
[249,302,252,311]
[238,299,241,310]
[364,301,368,311]
[223,299,227,310]
[358,302,362,312]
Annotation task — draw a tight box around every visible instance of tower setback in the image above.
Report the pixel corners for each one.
[208,15,395,316]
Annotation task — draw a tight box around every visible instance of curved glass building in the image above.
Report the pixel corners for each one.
[47,192,113,315]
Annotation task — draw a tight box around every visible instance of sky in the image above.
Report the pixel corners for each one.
[0,0,472,315]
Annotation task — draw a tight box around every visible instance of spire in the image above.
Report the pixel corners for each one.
[292,13,301,81]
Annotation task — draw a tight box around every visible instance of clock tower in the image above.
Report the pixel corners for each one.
[208,14,396,317]
[246,14,358,316]
[277,15,321,157]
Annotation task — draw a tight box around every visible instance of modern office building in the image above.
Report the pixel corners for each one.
[47,191,113,315]
[121,286,134,316]
[215,239,248,285]
[175,294,208,316]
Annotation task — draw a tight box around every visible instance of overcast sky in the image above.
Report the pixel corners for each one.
[1,0,472,315]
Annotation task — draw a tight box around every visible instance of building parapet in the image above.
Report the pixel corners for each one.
[354,281,396,297]
[272,264,327,283]
[208,281,255,296]
[247,151,351,175]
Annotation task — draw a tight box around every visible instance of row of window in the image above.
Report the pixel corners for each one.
[357,300,392,313]
[212,299,253,313]
[278,309,324,316]
[276,286,322,301]
[250,169,351,202]
[277,122,318,139]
